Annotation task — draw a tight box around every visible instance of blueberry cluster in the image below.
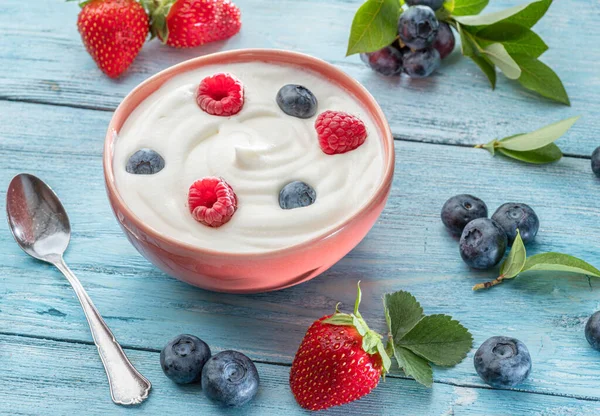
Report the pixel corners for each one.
[161,334,259,407]
[441,195,540,270]
[360,2,455,78]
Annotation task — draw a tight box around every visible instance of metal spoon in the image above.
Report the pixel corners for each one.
[6,173,151,405]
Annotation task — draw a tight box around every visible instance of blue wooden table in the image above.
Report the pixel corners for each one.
[1,0,600,414]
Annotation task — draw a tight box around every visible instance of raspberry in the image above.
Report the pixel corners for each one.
[188,177,238,227]
[196,73,244,116]
[314,110,368,155]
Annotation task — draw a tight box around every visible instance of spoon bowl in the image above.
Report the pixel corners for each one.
[6,173,70,262]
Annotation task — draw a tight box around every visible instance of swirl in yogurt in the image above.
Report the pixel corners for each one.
[113,61,384,253]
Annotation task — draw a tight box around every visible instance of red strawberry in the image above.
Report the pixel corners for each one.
[76,0,149,78]
[196,73,244,116]
[289,284,391,411]
[147,0,241,48]
[188,177,238,227]
[315,110,368,155]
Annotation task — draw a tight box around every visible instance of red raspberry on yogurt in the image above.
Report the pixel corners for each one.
[315,110,367,155]
[196,73,244,116]
[188,177,238,228]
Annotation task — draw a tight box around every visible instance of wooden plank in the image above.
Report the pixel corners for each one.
[0,0,597,156]
[2,334,600,415]
[1,101,600,399]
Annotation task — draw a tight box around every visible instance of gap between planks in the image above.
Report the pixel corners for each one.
[2,330,599,404]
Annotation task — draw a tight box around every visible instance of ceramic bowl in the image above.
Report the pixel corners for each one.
[103,49,394,293]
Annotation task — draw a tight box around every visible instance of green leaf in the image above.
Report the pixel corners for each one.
[346,0,401,56]
[522,253,600,278]
[499,230,527,279]
[451,0,489,16]
[396,315,473,366]
[394,347,433,387]
[496,143,562,164]
[384,291,424,343]
[476,25,548,58]
[510,53,570,105]
[322,313,355,326]
[454,0,551,28]
[469,55,497,89]
[457,23,478,57]
[482,43,521,79]
[498,116,580,151]
[443,0,456,13]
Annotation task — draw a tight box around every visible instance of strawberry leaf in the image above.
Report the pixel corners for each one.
[394,347,433,387]
[383,291,424,343]
[396,315,473,366]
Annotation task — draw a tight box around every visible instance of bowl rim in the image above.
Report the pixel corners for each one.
[104,48,395,259]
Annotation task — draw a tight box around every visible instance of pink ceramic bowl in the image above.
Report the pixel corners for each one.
[103,49,395,293]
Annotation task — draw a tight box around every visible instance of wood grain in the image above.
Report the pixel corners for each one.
[1,101,600,402]
[0,0,597,156]
[2,334,600,415]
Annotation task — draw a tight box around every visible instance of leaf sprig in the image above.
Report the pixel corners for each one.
[475,116,580,164]
[347,0,570,105]
[473,230,600,290]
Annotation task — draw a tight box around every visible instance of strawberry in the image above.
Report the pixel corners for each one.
[76,0,149,78]
[146,0,241,48]
[289,284,391,411]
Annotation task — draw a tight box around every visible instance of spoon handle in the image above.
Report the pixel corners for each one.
[54,256,151,405]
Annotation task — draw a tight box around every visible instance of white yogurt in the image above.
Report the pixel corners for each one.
[113,61,384,253]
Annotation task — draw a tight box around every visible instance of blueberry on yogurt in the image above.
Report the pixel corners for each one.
[276,84,318,118]
[279,181,317,210]
[126,148,165,174]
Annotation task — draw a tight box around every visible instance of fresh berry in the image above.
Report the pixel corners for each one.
[315,111,368,155]
[76,0,149,78]
[188,177,237,227]
[459,218,508,270]
[491,203,539,246]
[592,146,600,178]
[403,48,441,78]
[196,73,244,116]
[289,285,389,411]
[279,181,317,210]
[474,336,532,388]
[201,351,259,407]
[148,0,241,48]
[433,22,456,59]
[398,6,440,50]
[441,194,488,236]
[360,46,404,76]
[126,148,165,174]
[276,85,318,119]
[405,0,444,11]
[160,334,211,384]
[585,311,600,351]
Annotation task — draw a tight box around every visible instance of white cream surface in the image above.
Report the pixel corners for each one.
[113,61,384,253]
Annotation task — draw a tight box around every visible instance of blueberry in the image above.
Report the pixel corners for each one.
[405,0,444,10]
[459,218,507,270]
[126,148,165,175]
[403,48,441,78]
[433,22,456,59]
[160,334,211,384]
[592,146,600,178]
[441,194,488,236]
[474,336,532,388]
[492,203,539,246]
[276,84,318,119]
[360,45,404,76]
[201,350,259,407]
[398,6,440,50]
[279,181,316,210]
[585,311,600,350]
